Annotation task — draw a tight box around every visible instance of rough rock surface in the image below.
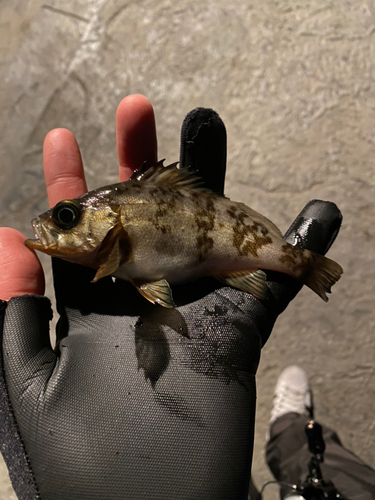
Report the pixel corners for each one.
[1,0,374,497]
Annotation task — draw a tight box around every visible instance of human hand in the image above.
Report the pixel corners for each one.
[0,95,341,500]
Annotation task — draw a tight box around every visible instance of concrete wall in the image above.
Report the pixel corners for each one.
[1,1,374,497]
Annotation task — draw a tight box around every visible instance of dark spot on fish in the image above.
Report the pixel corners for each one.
[148,187,178,235]
[154,223,171,234]
[155,205,167,218]
[227,205,238,219]
[279,243,311,278]
[154,237,176,256]
[194,197,216,262]
[196,234,214,262]
[228,207,272,257]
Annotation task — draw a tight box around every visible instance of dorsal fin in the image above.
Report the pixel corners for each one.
[129,159,166,181]
[130,160,219,194]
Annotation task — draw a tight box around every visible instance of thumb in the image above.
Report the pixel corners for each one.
[0,229,56,421]
[0,228,45,300]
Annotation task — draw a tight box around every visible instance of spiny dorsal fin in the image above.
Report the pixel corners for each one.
[129,159,166,181]
[130,161,219,194]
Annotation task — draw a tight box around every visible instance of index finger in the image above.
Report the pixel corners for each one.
[116,95,158,181]
[43,128,87,208]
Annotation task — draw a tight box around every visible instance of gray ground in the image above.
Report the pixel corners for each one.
[1,0,374,498]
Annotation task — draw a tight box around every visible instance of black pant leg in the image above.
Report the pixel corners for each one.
[265,413,375,500]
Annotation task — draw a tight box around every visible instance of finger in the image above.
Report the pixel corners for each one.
[180,107,227,195]
[43,128,87,208]
[283,200,342,254]
[0,228,45,300]
[116,95,158,181]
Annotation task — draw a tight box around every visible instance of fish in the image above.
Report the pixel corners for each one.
[25,161,343,308]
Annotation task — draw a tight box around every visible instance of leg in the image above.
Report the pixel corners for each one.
[266,367,375,500]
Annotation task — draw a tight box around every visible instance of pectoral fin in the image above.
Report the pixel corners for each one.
[92,239,121,282]
[91,222,131,283]
[132,279,176,308]
[215,269,267,300]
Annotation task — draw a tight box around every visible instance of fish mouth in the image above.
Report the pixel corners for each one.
[25,217,58,253]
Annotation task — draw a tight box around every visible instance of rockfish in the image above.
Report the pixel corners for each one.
[25,162,343,307]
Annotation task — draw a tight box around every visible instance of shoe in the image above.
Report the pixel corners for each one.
[270,365,313,424]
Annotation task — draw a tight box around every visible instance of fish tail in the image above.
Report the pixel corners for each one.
[303,252,343,302]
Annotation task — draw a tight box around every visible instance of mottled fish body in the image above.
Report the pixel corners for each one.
[25,162,343,307]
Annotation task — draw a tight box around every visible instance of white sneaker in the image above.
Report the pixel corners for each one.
[270,365,313,424]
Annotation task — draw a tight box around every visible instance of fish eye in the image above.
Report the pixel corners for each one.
[52,201,81,229]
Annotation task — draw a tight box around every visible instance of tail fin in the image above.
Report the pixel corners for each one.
[304,252,343,302]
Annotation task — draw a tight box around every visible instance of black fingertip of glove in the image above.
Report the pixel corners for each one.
[180,107,227,195]
[283,200,342,254]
